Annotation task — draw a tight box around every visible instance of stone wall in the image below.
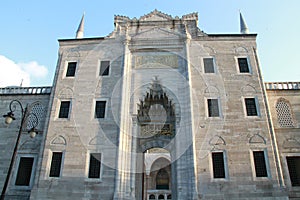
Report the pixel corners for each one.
[188,37,288,199]
[0,87,51,199]
[23,11,298,200]
[266,84,300,199]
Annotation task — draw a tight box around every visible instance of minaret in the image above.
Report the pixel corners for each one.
[76,14,85,39]
[240,12,249,34]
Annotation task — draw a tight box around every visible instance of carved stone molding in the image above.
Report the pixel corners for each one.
[51,135,67,146]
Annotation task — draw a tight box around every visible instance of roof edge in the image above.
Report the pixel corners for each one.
[207,33,257,37]
[58,37,105,42]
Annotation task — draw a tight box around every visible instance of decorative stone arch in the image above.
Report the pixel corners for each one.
[275,98,295,128]
[249,133,266,144]
[88,135,107,145]
[58,87,74,99]
[149,156,171,170]
[143,156,172,196]
[140,140,172,153]
[209,135,226,146]
[204,85,219,95]
[137,77,176,141]
[19,139,40,152]
[209,135,226,151]
[49,135,67,153]
[66,48,81,58]
[241,84,257,95]
[283,137,300,149]
[234,46,248,54]
[203,45,216,55]
[50,135,67,146]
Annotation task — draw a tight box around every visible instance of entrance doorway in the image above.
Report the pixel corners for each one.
[143,148,172,200]
[135,78,176,200]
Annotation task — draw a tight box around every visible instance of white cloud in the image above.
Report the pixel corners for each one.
[0,55,48,87]
[18,61,48,78]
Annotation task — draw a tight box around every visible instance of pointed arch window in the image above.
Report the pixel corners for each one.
[276,99,294,128]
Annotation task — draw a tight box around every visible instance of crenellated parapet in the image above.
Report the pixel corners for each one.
[114,9,198,24]
[182,12,198,21]
[139,9,173,21]
[114,14,130,24]
[111,9,203,39]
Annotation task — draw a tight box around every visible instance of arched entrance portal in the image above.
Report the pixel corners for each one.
[144,148,172,200]
[135,78,176,200]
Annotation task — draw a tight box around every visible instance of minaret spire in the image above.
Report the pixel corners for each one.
[240,12,249,34]
[76,13,85,39]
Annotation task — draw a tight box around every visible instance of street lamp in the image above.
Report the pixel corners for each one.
[1,100,39,200]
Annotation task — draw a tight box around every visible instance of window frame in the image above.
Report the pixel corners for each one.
[202,57,217,74]
[93,99,108,120]
[242,97,260,117]
[209,151,229,181]
[65,61,77,77]
[249,149,271,180]
[85,152,103,181]
[58,100,71,119]
[95,100,107,119]
[48,151,64,178]
[235,56,252,74]
[283,153,300,188]
[207,98,220,117]
[12,154,37,189]
[99,60,110,76]
[205,97,222,118]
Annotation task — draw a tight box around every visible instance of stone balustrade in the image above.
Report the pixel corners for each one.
[0,86,52,95]
[265,82,300,90]
[147,190,171,200]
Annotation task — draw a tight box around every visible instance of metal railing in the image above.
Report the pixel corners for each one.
[0,86,52,95]
[264,82,300,90]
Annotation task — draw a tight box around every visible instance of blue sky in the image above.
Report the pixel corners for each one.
[0,0,299,86]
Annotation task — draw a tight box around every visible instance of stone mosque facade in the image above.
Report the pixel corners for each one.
[0,10,300,200]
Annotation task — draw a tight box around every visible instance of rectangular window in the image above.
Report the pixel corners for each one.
[212,152,225,178]
[253,151,268,177]
[203,58,215,73]
[49,152,63,177]
[245,98,258,116]
[95,101,106,118]
[66,62,77,77]
[15,157,34,186]
[100,61,110,76]
[88,153,101,179]
[238,58,250,73]
[208,99,220,117]
[59,101,70,118]
[286,156,300,186]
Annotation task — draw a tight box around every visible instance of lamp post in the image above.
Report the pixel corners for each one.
[1,100,39,200]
